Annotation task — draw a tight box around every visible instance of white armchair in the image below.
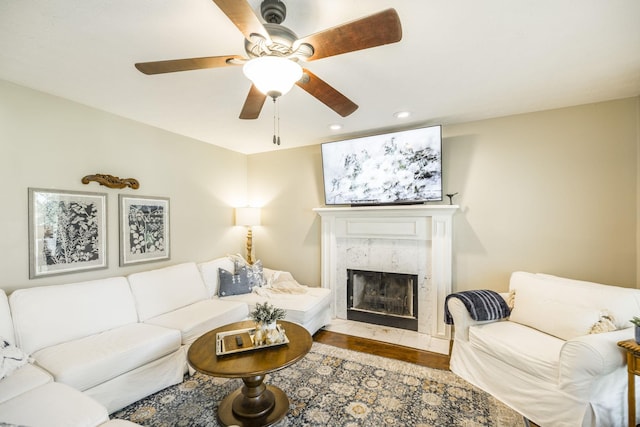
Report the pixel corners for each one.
[447,272,640,427]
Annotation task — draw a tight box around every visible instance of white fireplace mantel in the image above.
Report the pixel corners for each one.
[313,204,458,341]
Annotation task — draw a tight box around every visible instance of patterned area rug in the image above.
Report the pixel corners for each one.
[112,342,525,426]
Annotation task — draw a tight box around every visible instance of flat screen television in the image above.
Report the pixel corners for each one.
[321,125,442,206]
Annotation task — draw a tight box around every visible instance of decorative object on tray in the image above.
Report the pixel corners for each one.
[28,188,108,278]
[250,302,286,346]
[215,325,289,356]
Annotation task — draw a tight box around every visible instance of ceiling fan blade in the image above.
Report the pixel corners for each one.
[296,69,358,117]
[239,85,267,119]
[211,0,272,44]
[135,55,243,75]
[296,9,402,61]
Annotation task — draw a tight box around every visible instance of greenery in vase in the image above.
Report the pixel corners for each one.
[250,302,286,325]
[631,316,640,327]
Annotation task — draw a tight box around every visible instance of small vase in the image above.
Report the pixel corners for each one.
[635,326,640,344]
[265,321,277,331]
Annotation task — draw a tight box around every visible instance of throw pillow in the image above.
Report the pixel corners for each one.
[0,338,29,379]
[227,254,266,288]
[247,260,266,288]
[589,311,617,334]
[218,267,253,296]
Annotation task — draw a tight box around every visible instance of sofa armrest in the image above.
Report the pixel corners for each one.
[558,327,632,392]
[447,292,509,341]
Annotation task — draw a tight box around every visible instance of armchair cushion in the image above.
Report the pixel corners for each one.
[509,272,624,340]
[469,320,564,383]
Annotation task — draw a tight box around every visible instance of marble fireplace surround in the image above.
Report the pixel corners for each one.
[314,205,457,353]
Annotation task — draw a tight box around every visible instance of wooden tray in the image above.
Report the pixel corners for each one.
[216,325,289,356]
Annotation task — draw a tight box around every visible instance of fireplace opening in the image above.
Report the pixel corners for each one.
[347,269,418,331]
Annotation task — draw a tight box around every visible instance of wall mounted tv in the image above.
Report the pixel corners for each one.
[321,125,442,206]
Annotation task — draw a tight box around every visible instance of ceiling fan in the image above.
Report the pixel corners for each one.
[135,0,402,120]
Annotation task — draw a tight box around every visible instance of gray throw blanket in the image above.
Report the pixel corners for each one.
[444,290,511,325]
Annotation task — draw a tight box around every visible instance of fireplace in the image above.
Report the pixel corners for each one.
[314,205,457,352]
[347,269,418,331]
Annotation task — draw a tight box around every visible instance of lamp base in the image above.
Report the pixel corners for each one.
[246,227,254,265]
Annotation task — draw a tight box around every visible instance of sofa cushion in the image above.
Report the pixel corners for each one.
[197,257,235,297]
[32,323,181,391]
[0,381,109,427]
[0,363,52,404]
[221,287,331,326]
[9,277,138,355]
[144,299,249,345]
[128,262,209,321]
[469,321,564,383]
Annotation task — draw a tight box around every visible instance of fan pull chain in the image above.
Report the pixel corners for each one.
[272,97,281,145]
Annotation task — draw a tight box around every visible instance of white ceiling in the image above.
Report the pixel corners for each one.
[1,1,639,154]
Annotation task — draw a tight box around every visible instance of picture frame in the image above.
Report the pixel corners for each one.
[28,188,107,279]
[119,194,170,266]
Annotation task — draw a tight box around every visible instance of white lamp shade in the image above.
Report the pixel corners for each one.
[235,207,261,226]
[243,56,303,98]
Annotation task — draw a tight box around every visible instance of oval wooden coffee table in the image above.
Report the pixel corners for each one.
[188,320,312,427]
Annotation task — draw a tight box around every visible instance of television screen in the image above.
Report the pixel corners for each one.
[321,125,442,206]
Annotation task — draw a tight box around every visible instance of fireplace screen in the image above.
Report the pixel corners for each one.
[347,269,418,331]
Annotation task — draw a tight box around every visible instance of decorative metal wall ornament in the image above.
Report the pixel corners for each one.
[82,174,140,189]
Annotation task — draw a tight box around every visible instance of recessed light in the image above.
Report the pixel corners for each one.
[329,124,343,131]
[393,111,411,119]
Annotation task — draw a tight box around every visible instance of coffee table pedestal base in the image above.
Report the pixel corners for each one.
[218,384,289,427]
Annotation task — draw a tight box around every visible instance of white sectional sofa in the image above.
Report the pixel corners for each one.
[447,271,640,427]
[0,256,331,426]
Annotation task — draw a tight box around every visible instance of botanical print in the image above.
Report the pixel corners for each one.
[119,195,170,266]
[127,203,165,255]
[29,188,107,278]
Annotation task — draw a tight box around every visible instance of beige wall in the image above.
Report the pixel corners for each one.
[2,78,638,294]
[249,97,640,291]
[246,146,323,287]
[0,80,248,292]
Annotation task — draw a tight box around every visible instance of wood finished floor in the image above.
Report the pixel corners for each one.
[313,328,451,370]
[313,329,537,427]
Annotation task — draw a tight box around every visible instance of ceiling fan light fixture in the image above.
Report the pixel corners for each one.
[243,56,303,98]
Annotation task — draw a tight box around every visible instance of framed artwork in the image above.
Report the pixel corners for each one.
[119,195,170,266]
[28,188,107,279]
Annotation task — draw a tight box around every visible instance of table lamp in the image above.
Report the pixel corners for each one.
[235,207,261,264]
